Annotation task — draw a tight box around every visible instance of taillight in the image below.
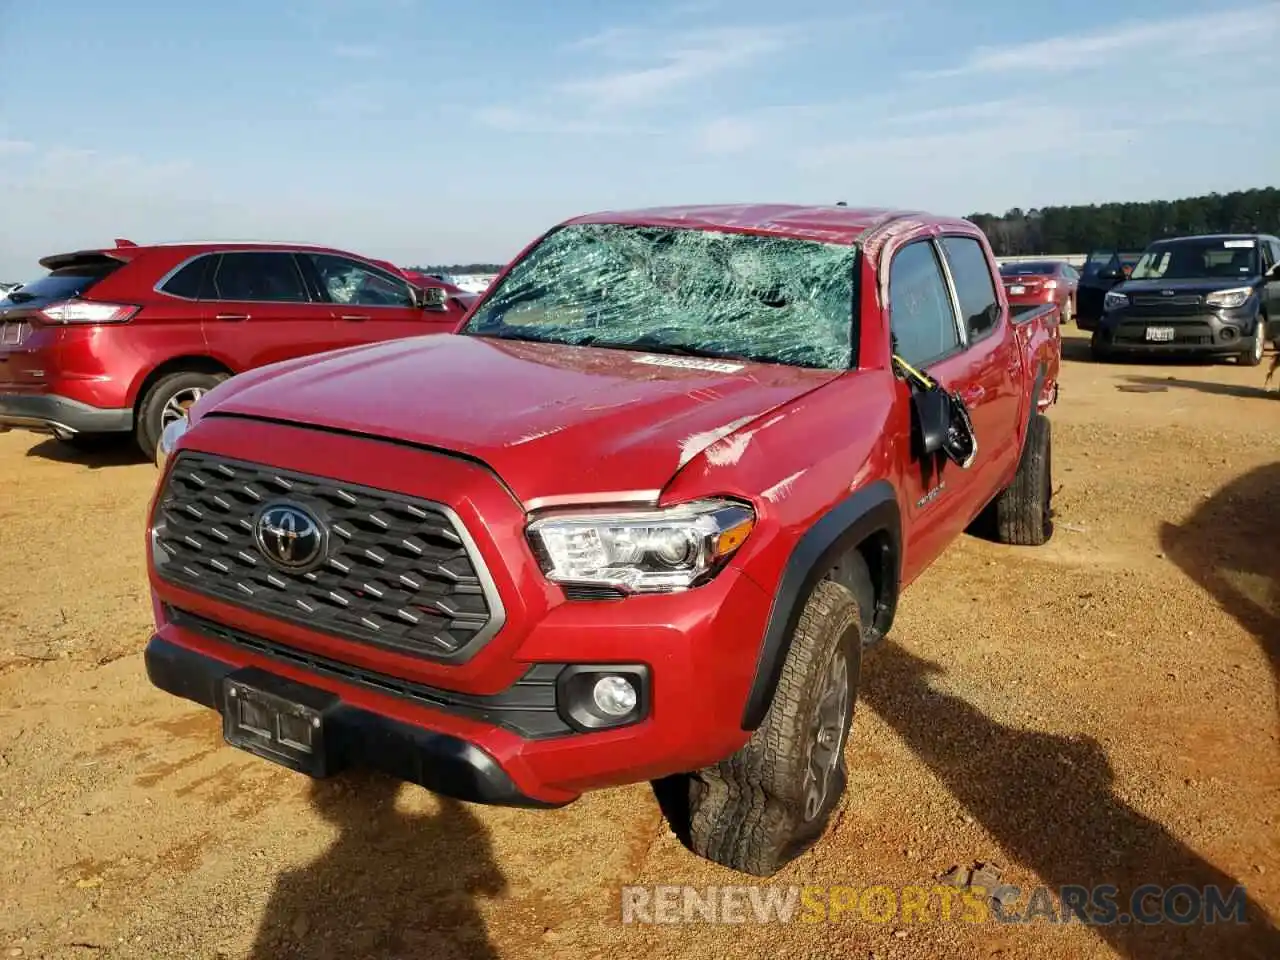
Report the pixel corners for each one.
[37,300,140,324]
[1042,280,1058,290]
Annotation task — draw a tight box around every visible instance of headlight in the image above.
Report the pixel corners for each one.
[527,498,755,593]
[1103,290,1129,311]
[155,414,190,469]
[1205,287,1253,310]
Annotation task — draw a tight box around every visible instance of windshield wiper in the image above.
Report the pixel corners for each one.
[576,335,754,364]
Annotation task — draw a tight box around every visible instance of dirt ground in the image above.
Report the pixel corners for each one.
[2,329,1279,960]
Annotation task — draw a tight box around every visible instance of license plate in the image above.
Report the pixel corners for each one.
[1145,326,1175,342]
[1008,285,1025,295]
[221,667,340,777]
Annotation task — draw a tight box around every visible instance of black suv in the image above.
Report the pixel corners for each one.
[1089,233,1280,365]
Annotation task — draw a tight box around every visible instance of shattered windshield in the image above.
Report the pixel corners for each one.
[462,222,857,369]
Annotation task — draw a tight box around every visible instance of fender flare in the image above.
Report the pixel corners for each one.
[739,479,902,731]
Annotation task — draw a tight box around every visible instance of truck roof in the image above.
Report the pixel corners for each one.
[565,203,973,246]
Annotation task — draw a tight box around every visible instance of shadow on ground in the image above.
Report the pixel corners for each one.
[860,642,1280,959]
[23,435,147,468]
[1121,374,1277,401]
[251,773,507,960]
[1160,462,1280,715]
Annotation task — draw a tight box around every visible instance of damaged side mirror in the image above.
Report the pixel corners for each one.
[897,358,978,470]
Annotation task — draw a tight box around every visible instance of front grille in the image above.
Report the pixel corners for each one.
[1113,321,1214,346]
[165,606,570,739]
[153,452,502,661]
[1126,295,1203,316]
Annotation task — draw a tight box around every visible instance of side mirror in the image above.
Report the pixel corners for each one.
[412,285,449,311]
[1097,267,1123,281]
[909,378,978,470]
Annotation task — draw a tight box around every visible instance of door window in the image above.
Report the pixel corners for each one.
[939,236,1000,340]
[210,252,311,302]
[888,240,961,367]
[305,254,415,308]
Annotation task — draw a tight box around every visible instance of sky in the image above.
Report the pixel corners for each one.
[1,0,1277,277]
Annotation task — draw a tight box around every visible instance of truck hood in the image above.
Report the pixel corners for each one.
[1117,276,1264,296]
[202,334,841,505]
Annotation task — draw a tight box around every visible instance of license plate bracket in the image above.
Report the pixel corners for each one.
[1145,326,1175,342]
[221,667,342,778]
[1009,284,1026,295]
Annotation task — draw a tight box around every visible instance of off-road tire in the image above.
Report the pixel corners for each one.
[685,577,864,876]
[136,371,228,458]
[1089,331,1111,362]
[1240,317,1266,367]
[990,412,1053,546]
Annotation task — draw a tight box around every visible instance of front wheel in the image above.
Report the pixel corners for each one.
[1240,318,1267,367]
[1089,331,1112,362]
[135,371,228,458]
[684,577,863,876]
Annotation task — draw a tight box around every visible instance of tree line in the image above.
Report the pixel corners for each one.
[965,186,1280,257]
[406,263,504,275]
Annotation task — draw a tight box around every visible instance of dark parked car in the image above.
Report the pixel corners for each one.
[1089,233,1280,364]
[998,259,1079,324]
[0,240,470,457]
[1075,249,1143,328]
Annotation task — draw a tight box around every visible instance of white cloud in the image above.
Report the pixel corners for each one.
[556,24,793,111]
[0,140,35,157]
[471,105,654,136]
[914,3,1278,79]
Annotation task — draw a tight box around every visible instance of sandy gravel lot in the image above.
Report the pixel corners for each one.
[1,330,1278,959]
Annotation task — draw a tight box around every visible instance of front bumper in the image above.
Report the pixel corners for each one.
[146,634,567,807]
[1093,311,1265,355]
[0,392,133,435]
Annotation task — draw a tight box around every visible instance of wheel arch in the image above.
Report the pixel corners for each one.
[132,355,236,416]
[739,479,902,731]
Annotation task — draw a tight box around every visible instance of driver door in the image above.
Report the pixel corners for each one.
[887,237,1000,585]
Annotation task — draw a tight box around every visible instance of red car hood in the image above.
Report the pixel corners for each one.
[203,334,841,504]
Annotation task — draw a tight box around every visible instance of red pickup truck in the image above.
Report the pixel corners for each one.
[144,204,1061,875]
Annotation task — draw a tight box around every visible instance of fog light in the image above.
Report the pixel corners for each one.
[592,675,638,717]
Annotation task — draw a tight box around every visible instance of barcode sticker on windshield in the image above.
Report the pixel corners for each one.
[633,354,745,374]
[1223,240,1256,248]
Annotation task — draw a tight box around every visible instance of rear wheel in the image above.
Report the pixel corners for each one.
[135,371,228,458]
[989,412,1053,546]
[1060,297,1074,326]
[683,575,864,876]
[1240,317,1266,367]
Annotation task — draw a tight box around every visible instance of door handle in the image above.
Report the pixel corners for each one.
[214,313,250,322]
[338,314,370,322]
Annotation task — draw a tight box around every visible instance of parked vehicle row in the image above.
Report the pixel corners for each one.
[0,240,471,457]
[1082,233,1280,365]
[142,202,1062,877]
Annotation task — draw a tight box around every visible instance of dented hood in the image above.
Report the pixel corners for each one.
[204,334,840,504]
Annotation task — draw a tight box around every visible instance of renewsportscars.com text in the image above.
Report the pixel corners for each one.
[620,883,1250,926]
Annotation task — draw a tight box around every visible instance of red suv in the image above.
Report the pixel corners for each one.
[0,240,470,457]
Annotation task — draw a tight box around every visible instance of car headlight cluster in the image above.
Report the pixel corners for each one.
[527,498,755,593]
[155,414,191,470]
[1103,290,1129,311]
[1205,287,1253,310]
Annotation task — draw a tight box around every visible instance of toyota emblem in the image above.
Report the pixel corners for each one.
[254,502,327,571]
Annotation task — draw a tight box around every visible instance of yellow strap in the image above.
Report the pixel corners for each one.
[892,353,935,390]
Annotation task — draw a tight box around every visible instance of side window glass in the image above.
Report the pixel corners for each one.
[160,256,211,299]
[888,241,961,367]
[1262,241,1276,271]
[307,254,414,308]
[211,253,310,302]
[939,236,999,339]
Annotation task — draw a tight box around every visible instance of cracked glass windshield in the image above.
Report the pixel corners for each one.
[462,222,858,369]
